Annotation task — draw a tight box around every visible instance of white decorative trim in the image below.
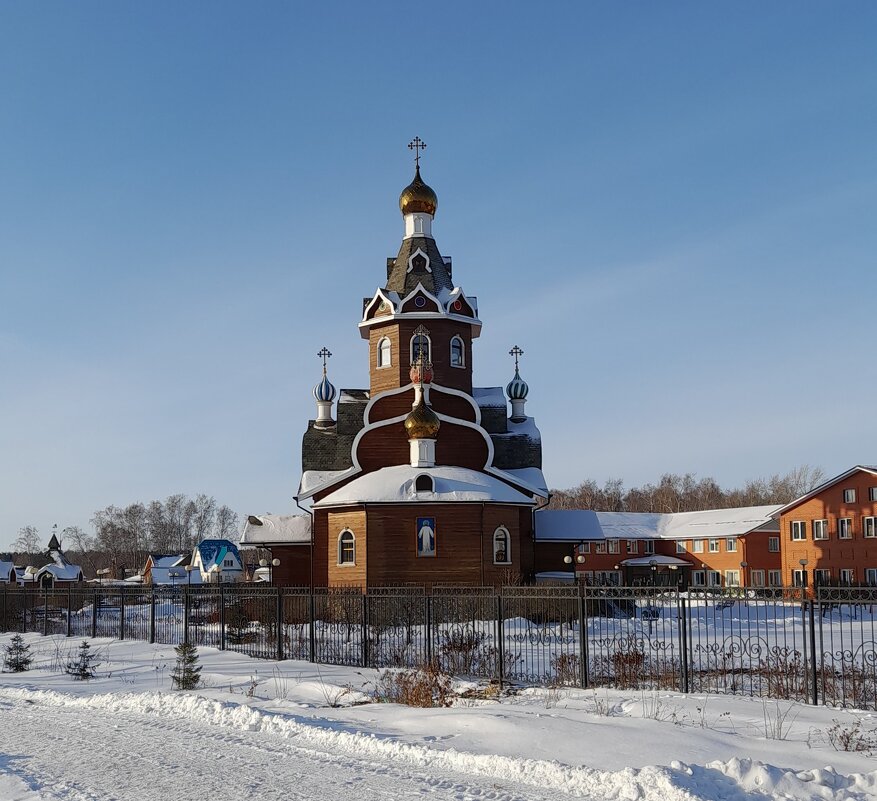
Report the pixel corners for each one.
[409,330,432,364]
[493,526,512,565]
[399,282,442,312]
[450,335,465,368]
[337,529,356,566]
[406,248,431,273]
[376,336,392,369]
[362,289,396,322]
[404,213,434,239]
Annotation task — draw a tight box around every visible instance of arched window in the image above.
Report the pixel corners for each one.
[450,336,465,368]
[377,337,391,368]
[415,474,434,492]
[410,332,431,365]
[338,530,355,566]
[493,526,511,565]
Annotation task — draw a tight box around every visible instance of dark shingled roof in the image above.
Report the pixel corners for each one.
[385,237,453,297]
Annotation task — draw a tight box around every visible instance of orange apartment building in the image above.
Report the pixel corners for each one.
[776,465,877,588]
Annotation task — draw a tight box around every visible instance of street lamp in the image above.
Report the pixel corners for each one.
[185,564,194,586]
[798,558,809,590]
[649,558,657,587]
[259,557,282,585]
[740,561,748,589]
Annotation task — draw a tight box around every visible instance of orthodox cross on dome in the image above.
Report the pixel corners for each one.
[317,346,332,374]
[509,345,524,371]
[408,136,427,169]
[411,324,432,385]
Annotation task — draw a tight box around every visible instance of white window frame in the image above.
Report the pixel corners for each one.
[814,568,831,585]
[607,539,620,555]
[768,536,780,552]
[377,336,392,368]
[843,488,857,503]
[449,335,465,368]
[693,539,704,554]
[595,541,607,554]
[726,537,738,553]
[750,569,765,587]
[768,569,782,587]
[409,332,431,365]
[870,487,877,502]
[337,530,356,566]
[791,521,806,541]
[579,542,592,554]
[866,568,877,586]
[813,519,828,540]
[840,568,855,585]
[492,526,511,565]
[676,541,686,554]
[626,540,638,554]
[691,570,705,586]
[707,570,722,587]
[643,540,655,555]
[595,570,620,586]
[724,570,740,587]
[708,539,720,553]
[864,516,877,538]
[838,517,853,539]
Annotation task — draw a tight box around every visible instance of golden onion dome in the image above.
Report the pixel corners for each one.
[404,397,441,439]
[399,166,438,217]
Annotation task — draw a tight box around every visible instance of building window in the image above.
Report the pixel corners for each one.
[410,332,431,365]
[691,570,705,586]
[708,539,720,553]
[814,568,831,585]
[580,542,591,554]
[792,569,805,587]
[626,540,638,554]
[840,568,855,585]
[338,530,355,566]
[790,521,806,541]
[707,571,722,587]
[223,559,233,567]
[595,542,607,554]
[450,336,465,368]
[643,540,655,555]
[768,570,782,587]
[414,474,434,493]
[377,337,391,368]
[768,536,780,552]
[596,570,620,586]
[751,569,765,587]
[676,541,686,554]
[839,518,853,539]
[493,527,511,565]
[813,519,828,540]
[843,488,857,503]
[864,517,877,538]
[693,539,704,553]
[870,487,877,502]
[866,568,877,586]
[726,538,738,553]
[724,570,740,587]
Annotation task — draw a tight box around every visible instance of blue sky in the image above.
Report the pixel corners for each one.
[1,2,875,550]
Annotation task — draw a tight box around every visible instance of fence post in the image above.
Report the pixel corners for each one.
[276,589,284,661]
[91,589,98,638]
[496,594,504,689]
[308,591,316,663]
[149,587,156,644]
[578,591,589,688]
[119,587,125,641]
[42,584,48,637]
[808,600,818,705]
[66,585,72,638]
[183,586,190,645]
[218,585,225,651]
[361,591,369,668]
[1,585,5,632]
[678,594,689,693]
[425,595,433,665]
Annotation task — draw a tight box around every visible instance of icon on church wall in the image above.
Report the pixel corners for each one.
[416,517,436,557]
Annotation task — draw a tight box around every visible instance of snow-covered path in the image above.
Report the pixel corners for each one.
[0,689,582,801]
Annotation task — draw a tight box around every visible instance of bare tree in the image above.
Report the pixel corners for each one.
[215,505,239,539]
[13,525,42,556]
[191,494,217,543]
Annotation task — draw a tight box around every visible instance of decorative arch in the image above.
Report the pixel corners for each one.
[337,529,356,566]
[410,331,431,365]
[493,526,511,565]
[377,336,392,368]
[450,335,465,368]
[415,474,434,493]
[406,247,432,274]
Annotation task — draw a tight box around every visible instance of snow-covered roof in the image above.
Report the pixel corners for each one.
[534,571,576,584]
[502,467,549,497]
[535,505,782,542]
[504,416,541,440]
[36,563,84,582]
[0,561,15,582]
[240,514,312,546]
[149,554,186,569]
[621,555,690,567]
[314,465,535,507]
[300,469,349,496]
[472,386,506,407]
[195,540,242,571]
[772,465,877,516]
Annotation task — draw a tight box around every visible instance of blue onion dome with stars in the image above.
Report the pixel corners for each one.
[506,345,529,401]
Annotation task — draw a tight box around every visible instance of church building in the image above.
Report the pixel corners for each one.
[251,140,548,587]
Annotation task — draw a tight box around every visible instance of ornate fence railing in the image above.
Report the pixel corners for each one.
[1,584,875,708]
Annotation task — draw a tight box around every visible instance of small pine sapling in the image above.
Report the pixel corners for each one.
[66,640,100,680]
[171,641,202,690]
[3,634,33,673]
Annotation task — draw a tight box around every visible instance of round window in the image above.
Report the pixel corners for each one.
[415,296,427,308]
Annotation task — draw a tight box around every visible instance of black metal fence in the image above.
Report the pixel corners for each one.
[2,584,875,709]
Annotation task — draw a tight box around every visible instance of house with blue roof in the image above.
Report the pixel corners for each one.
[190,539,243,583]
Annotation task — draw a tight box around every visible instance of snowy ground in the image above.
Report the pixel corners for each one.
[1,634,876,800]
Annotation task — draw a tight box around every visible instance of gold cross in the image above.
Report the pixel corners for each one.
[408,136,427,168]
